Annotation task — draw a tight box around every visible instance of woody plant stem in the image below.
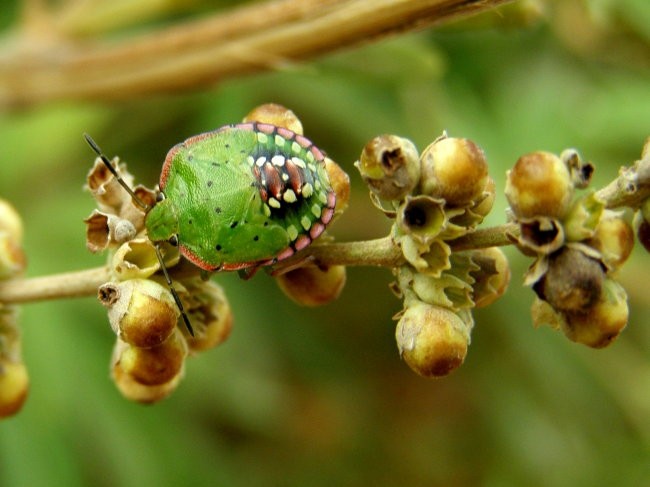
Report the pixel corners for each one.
[1,149,649,306]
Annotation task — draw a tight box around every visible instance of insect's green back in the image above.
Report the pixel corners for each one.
[146,123,335,271]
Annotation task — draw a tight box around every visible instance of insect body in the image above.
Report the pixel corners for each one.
[146,122,336,271]
[85,122,336,335]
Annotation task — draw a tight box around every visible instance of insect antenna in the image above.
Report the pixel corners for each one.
[154,243,195,337]
[84,133,151,211]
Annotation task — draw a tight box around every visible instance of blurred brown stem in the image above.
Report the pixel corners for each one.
[0,0,513,107]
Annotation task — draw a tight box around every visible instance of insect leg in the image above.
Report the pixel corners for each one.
[84,133,151,211]
[153,243,195,337]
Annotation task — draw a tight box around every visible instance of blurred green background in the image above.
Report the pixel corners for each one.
[1,1,649,486]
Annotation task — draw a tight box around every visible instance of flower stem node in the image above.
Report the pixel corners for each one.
[99,279,180,348]
[395,302,471,378]
[419,135,488,207]
[356,134,421,201]
[506,151,574,219]
[0,361,29,418]
[275,265,346,307]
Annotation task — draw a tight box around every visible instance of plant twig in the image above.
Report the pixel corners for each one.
[0,0,513,107]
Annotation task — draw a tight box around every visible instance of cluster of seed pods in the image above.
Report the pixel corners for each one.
[0,199,28,417]
[85,157,233,403]
[356,133,510,378]
[506,149,638,348]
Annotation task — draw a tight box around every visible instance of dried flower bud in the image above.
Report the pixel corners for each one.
[395,302,470,378]
[561,279,628,348]
[0,199,23,245]
[561,148,594,189]
[397,195,447,245]
[116,329,187,386]
[275,265,346,307]
[86,158,136,212]
[506,151,573,219]
[85,210,137,253]
[470,247,511,308]
[533,247,605,314]
[111,239,179,280]
[518,216,565,255]
[325,157,351,219]
[118,186,155,230]
[356,135,420,201]
[0,361,29,418]
[587,212,634,270]
[243,103,304,135]
[99,279,179,348]
[111,340,181,403]
[420,136,488,206]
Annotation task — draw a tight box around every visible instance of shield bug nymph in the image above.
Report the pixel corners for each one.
[85,122,337,334]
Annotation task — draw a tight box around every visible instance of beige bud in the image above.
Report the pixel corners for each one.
[0,361,29,418]
[420,136,488,206]
[275,265,346,307]
[243,103,304,134]
[99,279,179,348]
[117,329,187,386]
[0,199,23,245]
[0,232,26,279]
[111,342,181,404]
[506,151,574,219]
[587,212,634,270]
[325,157,350,219]
[396,302,470,378]
[356,134,420,201]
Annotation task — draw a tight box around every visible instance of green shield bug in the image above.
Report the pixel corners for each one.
[85,122,336,334]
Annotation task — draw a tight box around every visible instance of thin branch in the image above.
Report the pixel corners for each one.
[0,0,513,107]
